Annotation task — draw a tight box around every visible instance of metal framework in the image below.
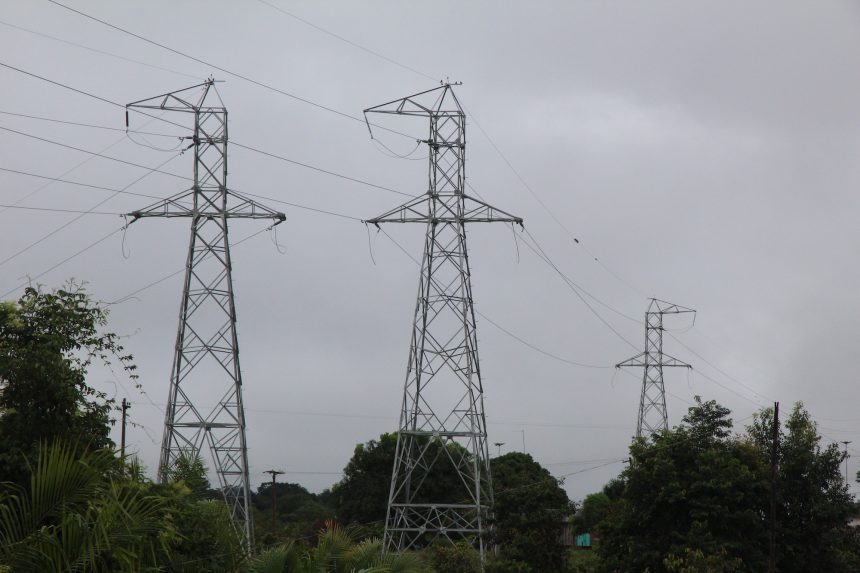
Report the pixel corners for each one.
[364,84,522,562]
[125,80,284,549]
[617,299,695,437]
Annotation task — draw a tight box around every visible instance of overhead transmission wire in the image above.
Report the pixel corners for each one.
[0,124,188,181]
[45,0,414,141]
[0,112,173,215]
[0,62,415,200]
[0,152,184,270]
[0,109,178,138]
[254,0,437,82]
[0,18,203,81]
[372,225,617,371]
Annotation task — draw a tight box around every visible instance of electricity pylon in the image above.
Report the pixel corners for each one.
[364,83,522,563]
[125,80,285,549]
[616,299,695,438]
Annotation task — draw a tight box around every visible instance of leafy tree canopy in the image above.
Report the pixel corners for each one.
[596,397,859,573]
[491,452,571,572]
[0,285,136,485]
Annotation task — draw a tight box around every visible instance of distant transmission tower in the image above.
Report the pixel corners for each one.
[125,80,285,548]
[616,299,695,438]
[364,84,522,562]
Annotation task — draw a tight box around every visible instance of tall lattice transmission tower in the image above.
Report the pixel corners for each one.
[125,80,285,548]
[616,299,695,438]
[364,84,522,562]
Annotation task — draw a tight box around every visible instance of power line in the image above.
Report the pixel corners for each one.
[0,109,179,138]
[515,229,640,350]
[478,312,612,370]
[0,152,182,269]
[45,0,413,140]
[374,226,616,374]
[0,66,414,199]
[0,204,121,216]
[0,124,189,181]
[0,18,203,81]
[0,166,161,200]
[1,225,125,298]
[254,0,437,82]
[231,142,411,198]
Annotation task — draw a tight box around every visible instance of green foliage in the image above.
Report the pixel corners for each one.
[596,398,860,573]
[567,547,600,573]
[575,492,611,535]
[331,433,467,527]
[252,480,334,547]
[166,451,212,499]
[748,402,856,573]
[598,397,770,573]
[0,441,163,572]
[245,521,430,573]
[331,433,398,525]
[0,285,137,485]
[663,548,742,573]
[424,541,481,573]
[485,556,533,573]
[491,452,571,572]
[139,457,245,573]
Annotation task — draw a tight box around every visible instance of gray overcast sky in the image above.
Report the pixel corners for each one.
[3,0,860,502]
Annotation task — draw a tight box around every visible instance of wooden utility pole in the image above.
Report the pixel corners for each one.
[264,470,285,536]
[768,401,779,573]
[120,398,130,458]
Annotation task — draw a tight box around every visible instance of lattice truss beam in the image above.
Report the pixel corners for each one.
[364,84,522,563]
[125,80,284,550]
[617,298,695,438]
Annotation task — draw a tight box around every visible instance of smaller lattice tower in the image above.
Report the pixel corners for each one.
[616,299,695,437]
[125,80,285,549]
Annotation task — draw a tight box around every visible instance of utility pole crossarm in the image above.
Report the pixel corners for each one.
[126,80,224,114]
[364,193,522,225]
[364,83,465,119]
[616,352,691,369]
[650,298,697,316]
[127,188,285,223]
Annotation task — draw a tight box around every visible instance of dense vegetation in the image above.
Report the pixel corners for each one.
[2,285,860,572]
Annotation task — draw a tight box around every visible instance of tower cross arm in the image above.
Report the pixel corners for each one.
[126,188,285,224]
[659,352,693,368]
[616,352,646,368]
[363,193,522,226]
[650,298,696,316]
[615,351,692,369]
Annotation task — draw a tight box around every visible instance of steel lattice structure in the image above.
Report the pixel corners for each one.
[617,299,695,437]
[364,84,522,562]
[126,80,284,549]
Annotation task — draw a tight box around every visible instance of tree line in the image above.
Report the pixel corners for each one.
[1,286,859,572]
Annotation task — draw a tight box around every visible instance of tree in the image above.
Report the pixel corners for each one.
[575,492,611,535]
[597,398,860,573]
[330,433,465,528]
[597,398,770,573]
[490,452,571,572]
[251,481,334,547]
[0,285,136,485]
[748,403,857,573]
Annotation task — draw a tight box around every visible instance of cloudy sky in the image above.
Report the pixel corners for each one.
[3,0,860,503]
